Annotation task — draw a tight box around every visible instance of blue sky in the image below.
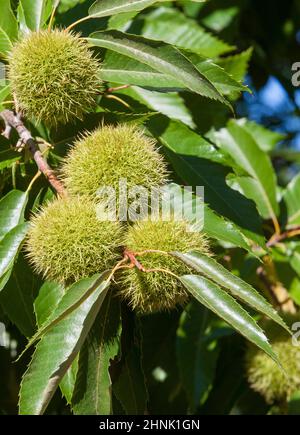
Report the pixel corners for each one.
[238,76,300,150]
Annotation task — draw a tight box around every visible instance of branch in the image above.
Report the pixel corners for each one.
[0,110,67,197]
[267,226,300,247]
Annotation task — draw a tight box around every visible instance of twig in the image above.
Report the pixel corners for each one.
[26,170,42,193]
[48,0,60,31]
[267,226,300,247]
[0,109,67,197]
[65,16,91,32]
[106,85,131,93]
[257,258,296,314]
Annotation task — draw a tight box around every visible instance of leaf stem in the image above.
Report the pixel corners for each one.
[48,2,59,31]
[267,226,300,247]
[26,170,41,193]
[65,15,92,32]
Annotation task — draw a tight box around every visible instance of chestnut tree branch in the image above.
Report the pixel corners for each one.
[0,109,67,197]
[267,226,300,247]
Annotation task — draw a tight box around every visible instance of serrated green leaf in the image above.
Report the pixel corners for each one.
[180,274,280,364]
[161,183,252,252]
[19,272,111,357]
[0,85,11,109]
[18,0,52,32]
[101,51,185,89]
[125,86,195,128]
[102,50,244,98]
[0,254,39,337]
[283,173,300,228]
[88,30,228,105]
[89,0,162,18]
[60,356,79,405]
[0,190,28,240]
[217,48,253,83]
[113,338,148,414]
[0,27,12,56]
[88,0,206,20]
[214,120,279,220]
[174,251,289,332]
[241,120,285,152]
[148,120,265,248]
[0,0,18,55]
[34,279,78,405]
[0,223,29,290]
[18,274,111,415]
[34,281,65,328]
[177,302,229,410]
[72,292,121,415]
[138,7,234,57]
[184,53,248,96]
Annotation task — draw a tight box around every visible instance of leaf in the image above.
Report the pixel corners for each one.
[147,118,265,248]
[101,51,183,89]
[88,30,228,105]
[19,271,111,356]
[283,173,300,228]
[88,0,206,20]
[113,313,148,415]
[0,268,12,293]
[217,48,253,83]
[0,190,28,240]
[241,120,285,152]
[0,85,11,110]
[113,332,148,415]
[137,7,234,58]
[226,174,276,222]
[34,280,78,405]
[72,292,121,415]
[0,223,29,290]
[161,183,252,252]
[0,27,12,56]
[214,119,279,220]
[188,54,248,96]
[18,0,52,32]
[174,251,289,332]
[125,86,196,128]
[34,281,65,328]
[59,357,79,405]
[18,273,111,415]
[0,0,18,55]
[290,245,300,278]
[180,275,279,364]
[89,0,162,18]
[177,302,230,411]
[288,391,300,415]
[0,254,39,338]
[147,116,235,167]
[102,49,244,98]
[103,50,245,97]
[0,136,20,170]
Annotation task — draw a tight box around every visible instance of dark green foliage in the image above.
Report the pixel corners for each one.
[0,0,299,416]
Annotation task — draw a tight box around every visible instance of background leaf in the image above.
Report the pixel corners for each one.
[88,30,227,104]
[0,223,29,292]
[175,251,288,331]
[0,190,28,240]
[72,291,121,415]
[19,274,111,415]
[214,119,279,220]
[180,275,279,363]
